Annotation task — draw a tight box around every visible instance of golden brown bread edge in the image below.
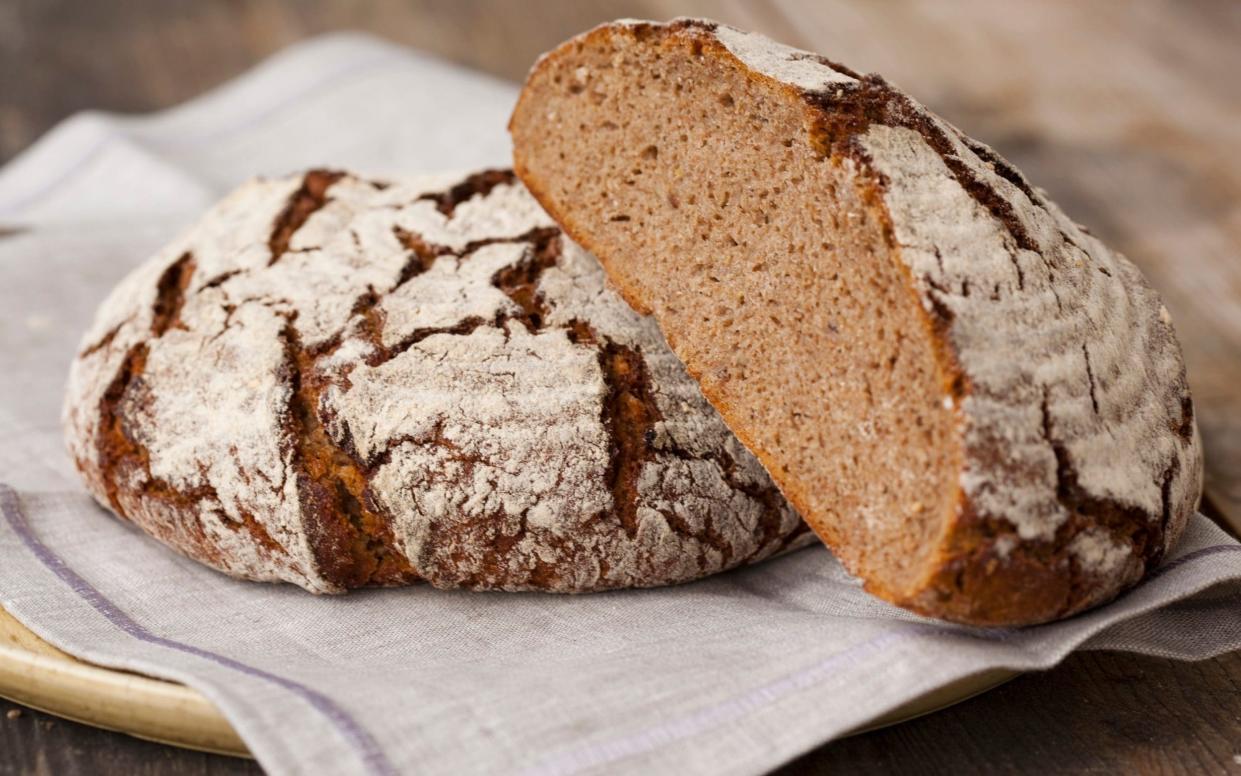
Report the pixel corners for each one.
[509,18,1204,625]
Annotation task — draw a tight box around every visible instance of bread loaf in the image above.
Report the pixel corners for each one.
[63,169,811,593]
[509,19,1204,624]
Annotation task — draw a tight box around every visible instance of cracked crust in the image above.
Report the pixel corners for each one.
[509,19,1204,624]
[63,168,811,593]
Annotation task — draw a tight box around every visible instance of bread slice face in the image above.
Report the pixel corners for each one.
[510,18,1203,625]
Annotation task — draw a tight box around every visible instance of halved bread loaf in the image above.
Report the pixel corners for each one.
[510,19,1204,625]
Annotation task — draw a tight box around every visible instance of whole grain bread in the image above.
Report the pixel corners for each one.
[509,19,1204,625]
[63,169,811,593]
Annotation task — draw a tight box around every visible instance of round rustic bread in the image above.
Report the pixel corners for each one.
[63,169,810,593]
[510,19,1204,624]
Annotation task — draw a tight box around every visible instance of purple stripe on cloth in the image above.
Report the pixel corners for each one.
[0,485,396,776]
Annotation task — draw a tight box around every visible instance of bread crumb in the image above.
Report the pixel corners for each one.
[6,708,22,720]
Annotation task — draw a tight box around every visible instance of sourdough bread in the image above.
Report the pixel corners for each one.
[510,19,1203,624]
[63,169,810,593]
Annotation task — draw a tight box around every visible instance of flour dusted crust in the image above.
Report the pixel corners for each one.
[510,19,1204,624]
[63,169,810,593]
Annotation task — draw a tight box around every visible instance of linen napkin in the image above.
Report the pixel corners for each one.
[1,33,1239,776]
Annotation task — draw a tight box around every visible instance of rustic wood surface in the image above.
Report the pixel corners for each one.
[2,0,1239,773]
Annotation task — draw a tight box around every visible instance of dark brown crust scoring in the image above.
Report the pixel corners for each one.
[421,168,517,216]
[91,253,291,573]
[268,170,345,262]
[283,320,420,587]
[509,19,1201,624]
[913,390,1186,623]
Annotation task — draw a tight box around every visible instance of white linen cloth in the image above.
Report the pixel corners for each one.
[1,34,1239,776]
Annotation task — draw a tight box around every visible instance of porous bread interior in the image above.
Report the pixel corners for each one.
[513,28,962,599]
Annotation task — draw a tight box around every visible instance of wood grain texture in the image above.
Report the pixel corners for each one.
[2,0,1239,773]
[781,648,1241,775]
[0,703,258,776]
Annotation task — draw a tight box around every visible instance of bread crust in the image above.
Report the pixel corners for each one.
[510,19,1204,624]
[63,168,811,593]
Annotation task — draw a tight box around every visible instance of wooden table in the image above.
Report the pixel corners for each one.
[3,0,1239,773]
